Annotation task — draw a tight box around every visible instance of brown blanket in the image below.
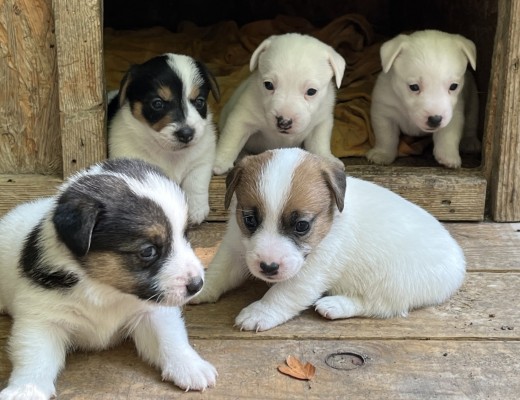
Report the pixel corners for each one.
[104,14,430,158]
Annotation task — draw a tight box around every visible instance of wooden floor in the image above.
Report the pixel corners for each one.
[1,221,519,399]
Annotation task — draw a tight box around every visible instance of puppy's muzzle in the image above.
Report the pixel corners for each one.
[260,261,279,277]
[175,126,195,143]
[276,116,293,132]
[427,115,443,129]
[186,276,204,296]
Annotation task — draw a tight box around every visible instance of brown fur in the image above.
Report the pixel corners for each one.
[83,252,137,294]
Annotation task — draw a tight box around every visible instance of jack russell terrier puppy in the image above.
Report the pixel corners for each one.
[0,159,217,399]
[108,53,220,224]
[193,148,466,332]
[367,30,480,168]
[212,33,346,175]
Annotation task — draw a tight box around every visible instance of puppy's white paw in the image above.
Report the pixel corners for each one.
[188,204,209,225]
[189,288,221,304]
[459,136,482,154]
[433,149,462,168]
[366,148,396,165]
[327,155,346,170]
[315,295,363,320]
[0,384,51,400]
[212,159,234,175]
[162,354,217,391]
[235,300,288,332]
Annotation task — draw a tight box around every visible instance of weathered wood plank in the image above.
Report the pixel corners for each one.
[53,0,106,177]
[183,273,520,340]
[0,0,61,175]
[483,0,520,222]
[207,166,487,222]
[1,337,518,399]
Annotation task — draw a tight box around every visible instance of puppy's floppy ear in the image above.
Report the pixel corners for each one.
[224,164,243,210]
[327,47,347,89]
[380,34,408,73]
[197,61,221,102]
[53,191,102,257]
[456,35,477,70]
[118,65,136,107]
[321,160,347,212]
[250,37,273,71]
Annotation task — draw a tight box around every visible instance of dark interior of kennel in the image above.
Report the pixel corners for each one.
[103,0,497,168]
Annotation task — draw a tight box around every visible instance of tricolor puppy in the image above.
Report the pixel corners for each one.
[193,148,465,332]
[108,53,220,224]
[0,159,216,399]
[212,33,346,175]
[366,30,480,168]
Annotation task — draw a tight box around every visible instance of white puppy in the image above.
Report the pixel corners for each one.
[108,53,220,224]
[0,159,217,399]
[213,33,346,175]
[366,30,480,168]
[193,148,466,332]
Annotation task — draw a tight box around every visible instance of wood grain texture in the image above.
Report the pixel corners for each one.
[483,0,520,222]
[0,0,61,175]
[53,0,107,177]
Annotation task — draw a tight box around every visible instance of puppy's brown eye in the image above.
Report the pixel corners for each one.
[242,211,258,232]
[139,245,158,262]
[193,97,205,110]
[306,88,317,96]
[449,83,459,91]
[409,84,420,92]
[264,81,274,91]
[294,220,310,235]
[151,99,165,110]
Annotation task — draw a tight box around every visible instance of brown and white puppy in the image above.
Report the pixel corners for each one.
[193,148,465,332]
[0,159,216,399]
[108,53,220,224]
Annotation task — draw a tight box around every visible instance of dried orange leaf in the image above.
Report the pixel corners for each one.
[277,355,316,381]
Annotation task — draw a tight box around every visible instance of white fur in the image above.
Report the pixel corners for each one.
[366,30,480,168]
[0,163,217,399]
[213,33,346,175]
[109,54,217,224]
[194,148,466,331]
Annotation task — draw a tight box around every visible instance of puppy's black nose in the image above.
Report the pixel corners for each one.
[427,115,443,128]
[276,116,292,131]
[175,127,195,143]
[260,261,279,276]
[186,276,203,296]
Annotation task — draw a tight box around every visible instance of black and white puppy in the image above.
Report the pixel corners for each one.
[108,53,220,224]
[0,159,217,399]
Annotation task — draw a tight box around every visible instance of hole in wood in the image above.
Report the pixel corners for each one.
[325,352,365,371]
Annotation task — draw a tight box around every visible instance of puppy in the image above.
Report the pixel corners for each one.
[366,30,480,168]
[212,33,346,175]
[108,53,220,224]
[193,148,466,332]
[0,159,217,399]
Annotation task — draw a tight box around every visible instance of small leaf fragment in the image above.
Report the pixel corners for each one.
[277,355,316,381]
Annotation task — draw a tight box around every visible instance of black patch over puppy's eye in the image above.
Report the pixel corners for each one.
[264,81,274,91]
[242,210,259,233]
[409,84,420,92]
[306,88,317,96]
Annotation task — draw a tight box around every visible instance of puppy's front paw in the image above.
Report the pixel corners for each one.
[315,295,362,320]
[235,300,289,332]
[212,159,234,175]
[188,204,209,225]
[189,287,221,304]
[0,384,51,400]
[366,148,396,165]
[433,149,462,168]
[162,353,217,391]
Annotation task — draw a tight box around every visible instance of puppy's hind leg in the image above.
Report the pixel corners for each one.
[1,320,69,400]
[132,306,217,391]
[314,295,365,320]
